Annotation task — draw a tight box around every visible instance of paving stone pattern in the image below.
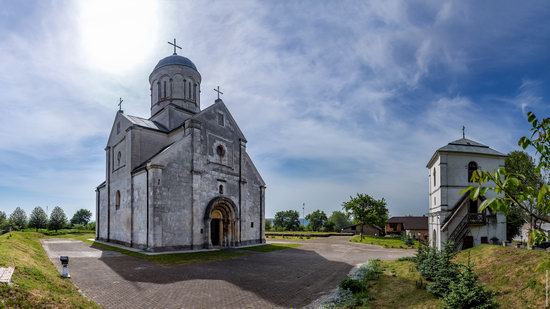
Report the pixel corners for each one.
[41,237,414,308]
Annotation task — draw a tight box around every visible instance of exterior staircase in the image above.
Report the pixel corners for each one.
[448,213,486,250]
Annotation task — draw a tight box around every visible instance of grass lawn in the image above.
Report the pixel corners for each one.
[240,243,302,252]
[350,235,419,249]
[0,232,99,308]
[455,245,550,308]
[368,259,441,308]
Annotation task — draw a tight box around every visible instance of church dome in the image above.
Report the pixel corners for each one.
[154,54,197,71]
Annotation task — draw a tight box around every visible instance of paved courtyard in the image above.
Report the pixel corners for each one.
[41,237,414,308]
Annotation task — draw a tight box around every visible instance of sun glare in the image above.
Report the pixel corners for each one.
[78,0,158,73]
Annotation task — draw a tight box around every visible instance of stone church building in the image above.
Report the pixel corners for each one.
[95,46,266,251]
[427,136,506,250]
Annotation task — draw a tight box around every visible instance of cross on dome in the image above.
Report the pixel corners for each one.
[168,38,182,55]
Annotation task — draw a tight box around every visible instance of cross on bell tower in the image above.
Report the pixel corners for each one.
[168,38,182,55]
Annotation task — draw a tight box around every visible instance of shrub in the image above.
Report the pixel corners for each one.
[339,278,366,293]
[416,242,459,297]
[443,260,497,308]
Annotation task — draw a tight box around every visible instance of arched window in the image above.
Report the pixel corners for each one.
[433,168,436,186]
[163,81,167,98]
[188,82,191,98]
[183,79,186,97]
[157,82,161,101]
[468,161,478,182]
[193,84,197,101]
[117,151,121,166]
[219,184,224,195]
[115,191,121,210]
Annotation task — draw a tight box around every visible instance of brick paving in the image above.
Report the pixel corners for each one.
[41,237,414,308]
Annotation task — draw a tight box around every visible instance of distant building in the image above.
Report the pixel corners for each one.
[386,216,428,240]
[342,223,383,236]
[513,222,550,243]
[427,137,507,250]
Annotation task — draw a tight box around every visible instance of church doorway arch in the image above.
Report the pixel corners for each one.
[204,197,238,248]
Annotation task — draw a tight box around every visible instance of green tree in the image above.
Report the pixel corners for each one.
[264,219,273,231]
[273,210,300,231]
[306,210,328,231]
[70,209,93,225]
[328,210,352,232]
[0,211,7,228]
[342,193,389,240]
[48,206,67,232]
[28,207,48,231]
[443,259,497,308]
[9,207,27,230]
[504,151,543,240]
[467,112,549,245]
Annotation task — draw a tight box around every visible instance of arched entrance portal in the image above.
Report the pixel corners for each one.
[205,197,238,248]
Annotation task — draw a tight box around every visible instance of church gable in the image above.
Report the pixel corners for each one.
[196,100,247,142]
[106,112,133,147]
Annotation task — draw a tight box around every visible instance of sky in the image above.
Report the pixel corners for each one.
[0,0,549,220]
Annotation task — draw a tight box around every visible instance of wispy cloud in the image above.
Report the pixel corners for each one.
[0,1,549,219]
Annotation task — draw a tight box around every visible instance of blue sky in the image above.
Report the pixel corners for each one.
[0,1,549,219]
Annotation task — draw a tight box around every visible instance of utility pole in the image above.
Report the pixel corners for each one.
[302,202,305,218]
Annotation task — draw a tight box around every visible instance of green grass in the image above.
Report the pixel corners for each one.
[350,235,419,248]
[366,259,441,308]
[266,235,314,240]
[89,241,247,265]
[240,243,302,252]
[0,232,99,308]
[455,245,550,308]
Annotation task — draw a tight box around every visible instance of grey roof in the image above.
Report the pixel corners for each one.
[428,138,506,167]
[437,138,506,156]
[123,114,168,132]
[154,54,197,71]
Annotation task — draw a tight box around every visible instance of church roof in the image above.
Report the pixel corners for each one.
[154,54,197,71]
[427,138,506,167]
[123,114,168,132]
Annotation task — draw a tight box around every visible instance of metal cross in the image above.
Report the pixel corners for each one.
[462,125,465,139]
[214,86,223,100]
[118,98,123,111]
[168,38,182,55]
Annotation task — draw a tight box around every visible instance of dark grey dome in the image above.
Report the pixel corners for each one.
[154,54,197,71]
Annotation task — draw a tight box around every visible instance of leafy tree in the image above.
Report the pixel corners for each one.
[306,210,328,232]
[467,112,549,245]
[9,207,27,230]
[273,210,300,231]
[323,220,336,232]
[48,206,67,232]
[504,151,543,240]
[342,193,388,240]
[28,207,48,231]
[328,211,352,232]
[0,211,7,228]
[264,219,273,231]
[70,209,92,225]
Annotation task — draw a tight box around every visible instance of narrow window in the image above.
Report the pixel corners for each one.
[433,168,436,186]
[434,196,436,205]
[188,82,191,98]
[115,191,121,210]
[117,151,121,166]
[251,222,254,228]
[217,113,225,126]
[157,82,161,101]
[183,79,187,97]
[216,145,225,157]
[468,161,478,182]
[219,184,224,195]
[193,84,197,101]
[163,81,167,98]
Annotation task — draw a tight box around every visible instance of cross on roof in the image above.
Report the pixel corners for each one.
[168,38,182,55]
[214,86,223,100]
[462,125,466,139]
[118,98,123,111]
